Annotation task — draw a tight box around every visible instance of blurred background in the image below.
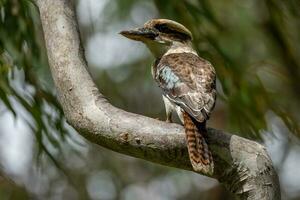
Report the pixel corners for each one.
[0,0,300,199]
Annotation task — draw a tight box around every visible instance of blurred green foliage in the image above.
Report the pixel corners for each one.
[0,0,70,167]
[0,0,300,199]
[153,0,300,138]
[0,172,29,199]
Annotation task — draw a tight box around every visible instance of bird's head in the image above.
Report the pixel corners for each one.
[120,19,193,57]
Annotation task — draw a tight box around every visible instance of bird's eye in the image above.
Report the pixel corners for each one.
[154,24,172,33]
[154,23,191,41]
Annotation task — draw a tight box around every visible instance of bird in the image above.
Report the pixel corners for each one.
[120,19,216,175]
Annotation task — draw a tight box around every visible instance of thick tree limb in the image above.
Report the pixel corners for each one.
[36,0,280,199]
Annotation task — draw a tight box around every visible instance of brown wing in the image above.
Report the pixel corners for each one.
[154,53,216,122]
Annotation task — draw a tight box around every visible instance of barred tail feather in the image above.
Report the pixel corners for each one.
[182,112,214,175]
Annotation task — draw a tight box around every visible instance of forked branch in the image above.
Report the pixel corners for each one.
[36,0,280,199]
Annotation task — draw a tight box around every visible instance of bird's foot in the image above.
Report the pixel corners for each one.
[155,117,172,123]
[165,117,172,123]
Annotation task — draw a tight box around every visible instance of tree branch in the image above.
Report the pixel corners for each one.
[36,0,280,199]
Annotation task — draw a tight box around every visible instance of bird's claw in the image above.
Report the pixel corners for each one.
[166,118,172,123]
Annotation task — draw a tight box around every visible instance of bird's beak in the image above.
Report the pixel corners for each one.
[119,27,158,41]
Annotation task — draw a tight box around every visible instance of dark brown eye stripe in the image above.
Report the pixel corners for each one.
[154,24,173,33]
[154,24,191,41]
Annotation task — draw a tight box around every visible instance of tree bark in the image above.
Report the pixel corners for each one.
[36,0,280,199]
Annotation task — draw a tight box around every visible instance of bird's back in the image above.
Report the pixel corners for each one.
[153,52,216,122]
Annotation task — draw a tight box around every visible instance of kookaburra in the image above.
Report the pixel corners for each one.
[120,19,216,175]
